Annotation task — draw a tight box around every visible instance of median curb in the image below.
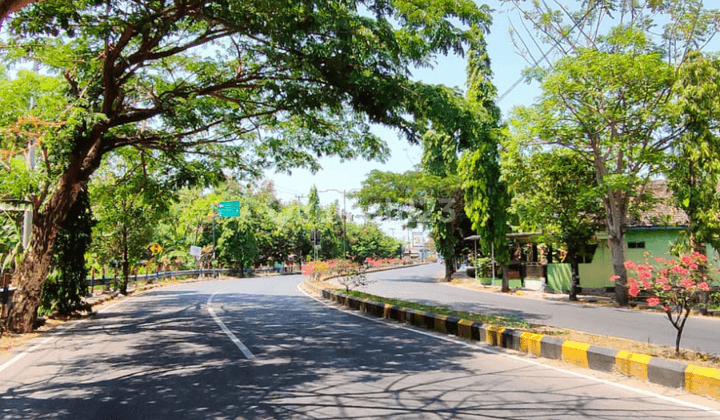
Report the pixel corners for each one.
[305,281,720,401]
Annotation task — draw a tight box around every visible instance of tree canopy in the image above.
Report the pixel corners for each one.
[1,0,495,332]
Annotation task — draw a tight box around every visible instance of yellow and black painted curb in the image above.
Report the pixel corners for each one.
[305,282,720,401]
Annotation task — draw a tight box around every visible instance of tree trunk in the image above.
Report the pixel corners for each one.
[7,139,102,332]
[121,258,130,295]
[609,234,628,306]
[501,264,510,292]
[7,189,79,332]
[443,258,455,282]
[569,255,580,302]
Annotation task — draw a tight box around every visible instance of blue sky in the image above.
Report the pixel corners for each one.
[264,0,541,240]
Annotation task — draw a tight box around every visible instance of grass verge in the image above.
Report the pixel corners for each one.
[338,288,720,369]
[341,290,531,329]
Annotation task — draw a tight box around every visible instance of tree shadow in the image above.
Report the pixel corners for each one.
[0,288,710,419]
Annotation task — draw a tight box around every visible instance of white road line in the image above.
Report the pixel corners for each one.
[298,283,720,416]
[207,288,255,360]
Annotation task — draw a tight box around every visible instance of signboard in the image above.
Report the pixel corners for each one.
[412,234,423,247]
[149,243,163,254]
[218,200,240,218]
[189,245,202,257]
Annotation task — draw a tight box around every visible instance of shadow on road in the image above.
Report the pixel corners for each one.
[0,288,705,419]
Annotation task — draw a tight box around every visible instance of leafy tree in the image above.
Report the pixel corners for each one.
[458,29,510,289]
[40,188,92,316]
[503,0,720,304]
[346,222,399,263]
[3,0,493,332]
[89,150,175,294]
[353,167,472,281]
[503,148,605,300]
[273,203,312,267]
[667,51,720,255]
[216,217,258,277]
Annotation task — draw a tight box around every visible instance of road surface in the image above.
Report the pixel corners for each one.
[364,263,720,355]
[1,272,718,419]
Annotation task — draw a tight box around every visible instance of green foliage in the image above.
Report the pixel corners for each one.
[504,148,605,256]
[346,222,400,262]
[40,188,93,316]
[342,290,531,329]
[89,150,175,292]
[667,51,720,253]
[458,33,509,267]
[0,211,22,276]
[504,0,720,304]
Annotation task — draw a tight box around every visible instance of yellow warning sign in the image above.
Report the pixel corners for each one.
[149,243,163,254]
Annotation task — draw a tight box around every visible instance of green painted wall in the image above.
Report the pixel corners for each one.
[547,264,571,291]
[546,228,720,291]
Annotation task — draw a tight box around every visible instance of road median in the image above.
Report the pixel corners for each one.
[304,280,720,401]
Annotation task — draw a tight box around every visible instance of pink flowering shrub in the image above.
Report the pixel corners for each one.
[302,261,331,281]
[613,252,715,354]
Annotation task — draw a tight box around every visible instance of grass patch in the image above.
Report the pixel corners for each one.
[340,290,532,330]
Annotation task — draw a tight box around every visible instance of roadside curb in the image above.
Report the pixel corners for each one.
[304,281,720,401]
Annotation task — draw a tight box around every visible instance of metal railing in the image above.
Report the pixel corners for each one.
[2,266,303,301]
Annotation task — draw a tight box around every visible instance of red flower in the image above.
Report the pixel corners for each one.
[624,261,637,270]
[609,275,620,282]
[647,297,660,306]
[638,271,652,280]
[663,285,672,291]
[698,282,711,292]
[680,278,694,289]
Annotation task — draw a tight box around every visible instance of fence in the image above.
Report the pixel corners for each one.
[2,266,302,303]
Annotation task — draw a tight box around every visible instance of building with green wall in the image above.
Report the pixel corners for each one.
[545,181,720,293]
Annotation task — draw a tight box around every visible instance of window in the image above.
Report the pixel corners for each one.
[627,241,645,249]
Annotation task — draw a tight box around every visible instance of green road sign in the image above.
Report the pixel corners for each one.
[217,200,240,218]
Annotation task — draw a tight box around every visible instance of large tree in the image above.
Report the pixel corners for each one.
[1,0,493,332]
[458,28,510,289]
[502,0,720,305]
[667,51,720,255]
[503,148,605,300]
[89,150,178,294]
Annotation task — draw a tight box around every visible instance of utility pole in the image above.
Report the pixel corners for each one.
[319,189,355,258]
[21,98,36,250]
[295,195,305,266]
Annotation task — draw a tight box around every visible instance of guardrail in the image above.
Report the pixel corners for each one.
[1,266,303,303]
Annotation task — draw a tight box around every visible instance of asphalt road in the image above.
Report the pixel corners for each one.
[364,263,720,355]
[1,273,718,419]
